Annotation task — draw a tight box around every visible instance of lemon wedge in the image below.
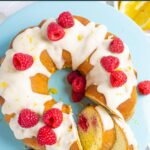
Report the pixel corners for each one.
[118,1,150,30]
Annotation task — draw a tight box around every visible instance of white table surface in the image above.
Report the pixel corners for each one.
[0,1,33,23]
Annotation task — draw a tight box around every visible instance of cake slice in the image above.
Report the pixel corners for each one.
[95,106,116,150]
[112,117,138,150]
[77,105,137,150]
[78,106,116,150]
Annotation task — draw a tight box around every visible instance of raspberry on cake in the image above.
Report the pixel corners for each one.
[18,109,39,128]
[13,53,33,71]
[72,90,85,102]
[43,108,63,128]
[47,22,65,41]
[37,125,57,145]
[72,76,86,93]
[0,11,138,150]
[58,11,74,28]
[67,70,81,84]
[100,56,120,72]
[110,71,127,87]
[67,70,86,102]
[109,38,124,53]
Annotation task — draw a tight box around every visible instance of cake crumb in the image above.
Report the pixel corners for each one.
[59,98,63,101]
[115,68,122,71]
[68,125,73,132]
[77,34,83,41]
[29,37,33,43]
[128,66,132,71]
[33,102,37,107]
[15,98,20,102]
[0,82,8,88]
[79,102,86,107]
[48,88,58,94]
[33,56,37,61]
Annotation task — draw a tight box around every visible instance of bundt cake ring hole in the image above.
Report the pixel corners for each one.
[46,68,96,122]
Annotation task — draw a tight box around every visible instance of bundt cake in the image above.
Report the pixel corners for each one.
[0,11,137,149]
[78,105,138,150]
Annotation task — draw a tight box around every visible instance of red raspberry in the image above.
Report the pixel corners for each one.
[110,71,127,87]
[72,76,86,93]
[18,109,39,128]
[109,38,124,53]
[37,126,57,145]
[72,90,85,102]
[67,71,81,84]
[13,53,33,71]
[78,115,89,132]
[100,56,120,72]
[47,22,65,41]
[137,80,150,95]
[43,108,63,128]
[58,11,74,28]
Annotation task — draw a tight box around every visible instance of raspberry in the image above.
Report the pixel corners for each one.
[37,126,57,145]
[78,115,89,132]
[91,116,98,127]
[137,80,150,95]
[100,56,120,72]
[72,90,85,102]
[67,71,81,84]
[47,22,65,41]
[18,109,39,128]
[109,38,124,53]
[72,76,86,93]
[110,71,127,87]
[58,11,74,28]
[13,53,33,71]
[43,108,63,128]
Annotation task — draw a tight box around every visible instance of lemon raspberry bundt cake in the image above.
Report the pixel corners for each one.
[0,11,137,149]
[78,105,138,150]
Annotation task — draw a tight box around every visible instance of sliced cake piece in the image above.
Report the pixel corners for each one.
[78,105,116,150]
[78,106,103,150]
[112,117,138,150]
[95,106,116,150]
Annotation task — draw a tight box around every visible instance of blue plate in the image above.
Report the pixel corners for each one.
[0,2,150,150]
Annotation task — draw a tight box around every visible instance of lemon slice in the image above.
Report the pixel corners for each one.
[119,1,150,30]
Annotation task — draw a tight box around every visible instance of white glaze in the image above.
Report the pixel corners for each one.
[0,49,52,115]
[114,117,138,149]
[41,18,107,70]
[95,106,114,131]
[10,114,44,139]
[87,38,137,115]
